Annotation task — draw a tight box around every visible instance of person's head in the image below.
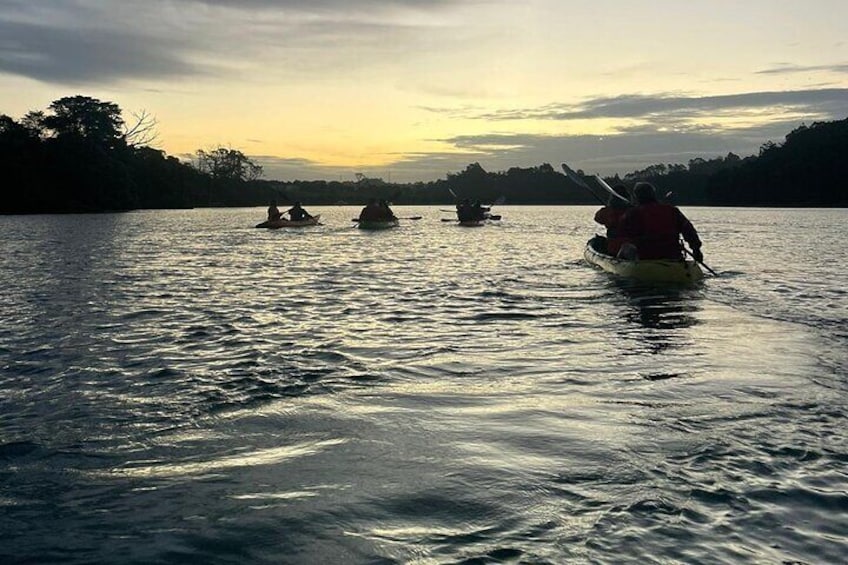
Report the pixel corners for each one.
[293,201,302,208]
[270,199,277,206]
[368,198,377,205]
[633,182,657,204]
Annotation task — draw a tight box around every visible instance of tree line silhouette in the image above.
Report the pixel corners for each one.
[2,95,846,214]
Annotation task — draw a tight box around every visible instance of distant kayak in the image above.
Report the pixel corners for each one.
[357,218,399,230]
[255,215,321,229]
[445,214,502,226]
[584,236,703,284]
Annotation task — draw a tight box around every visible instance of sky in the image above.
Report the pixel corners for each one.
[1,0,847,183]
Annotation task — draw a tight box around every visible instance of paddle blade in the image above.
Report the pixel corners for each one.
[592,175,629,203]
[561,163,590,189]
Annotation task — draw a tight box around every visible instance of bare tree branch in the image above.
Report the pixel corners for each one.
[123,109,159,148]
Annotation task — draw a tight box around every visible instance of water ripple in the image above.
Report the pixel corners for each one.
[1,207,847,563]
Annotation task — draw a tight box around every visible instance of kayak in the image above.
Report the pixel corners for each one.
[357,218,399,230]
[255,215,321,229]
[454,214,501,226]
[584,236,703,284]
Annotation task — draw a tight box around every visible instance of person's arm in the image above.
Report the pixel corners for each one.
[676,208,702,258]
[594,207,606,224]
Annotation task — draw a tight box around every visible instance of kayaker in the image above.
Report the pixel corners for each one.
[620,182,703,261]
[286,201,312,221]
[593,189,630,255]
[471,200,490,221]
[358,198,384,222]
[267,199,282,221]
[378,199,397,220]
[456,199,474,222]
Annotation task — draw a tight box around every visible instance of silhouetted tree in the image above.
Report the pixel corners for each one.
[40,95,125,148]
[195,147,263,182]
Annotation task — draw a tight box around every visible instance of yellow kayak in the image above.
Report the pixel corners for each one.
[584,236,703,284]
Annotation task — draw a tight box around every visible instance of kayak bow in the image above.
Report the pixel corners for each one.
[357,218,400,230]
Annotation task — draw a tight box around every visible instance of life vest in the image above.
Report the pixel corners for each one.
[626,203,684,260]
[594,207,628,238]
[594,206,629,255]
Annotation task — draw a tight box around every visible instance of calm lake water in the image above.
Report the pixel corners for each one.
[1,206,847,564]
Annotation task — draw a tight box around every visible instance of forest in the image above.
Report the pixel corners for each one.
[2,95,846,214]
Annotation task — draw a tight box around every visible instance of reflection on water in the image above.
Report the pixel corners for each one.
[1,206,847,564]
[611,279,702,357]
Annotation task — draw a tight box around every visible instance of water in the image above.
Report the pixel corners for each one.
[1,206,846,564]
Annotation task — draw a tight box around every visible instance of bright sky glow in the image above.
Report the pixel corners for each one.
[1,0,846,181]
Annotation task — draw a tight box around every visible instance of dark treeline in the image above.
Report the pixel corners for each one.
[708,119,848,206]
[611,118,848,207]
[0,96,280,213]
[2,95,846,214]
[272,163,596,206]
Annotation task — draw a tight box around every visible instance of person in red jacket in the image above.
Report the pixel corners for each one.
[620,182,703,261]
[593,188,630,255]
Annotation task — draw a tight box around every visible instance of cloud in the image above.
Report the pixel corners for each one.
[444,89,848,125]
[0,0,476,85]
[249,117,823,183]
[0,19,202,85]
[405,88,848,179]
[756,63,848,75]
[184,0,459,8]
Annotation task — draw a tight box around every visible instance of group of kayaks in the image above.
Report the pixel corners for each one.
[254,215,502,230]
[254,197,712,285]
[253,214,706,284]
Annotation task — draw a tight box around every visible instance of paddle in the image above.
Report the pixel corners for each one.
[561,163,608,205]
[593,174,630,203]
[562,163,630,206]
[682,246,718,276]
[488,195,506,208]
